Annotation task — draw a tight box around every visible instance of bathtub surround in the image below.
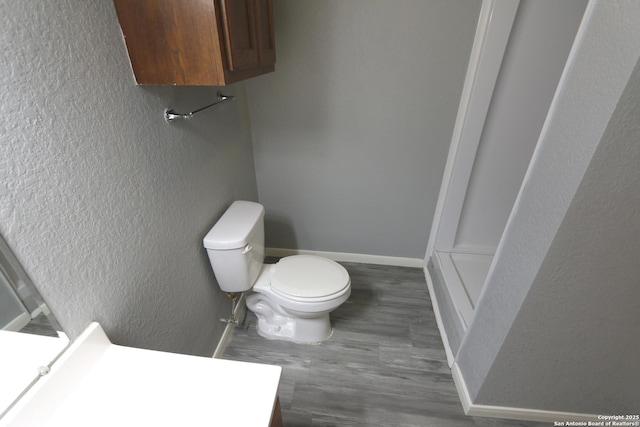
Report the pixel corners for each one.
[0,1,258,355]
[452,0,640,415]
[426,0,588,362]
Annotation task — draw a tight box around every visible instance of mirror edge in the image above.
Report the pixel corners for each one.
[0,234,65,337]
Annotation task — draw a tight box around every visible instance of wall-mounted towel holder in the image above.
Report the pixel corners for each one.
[164,92,235,123]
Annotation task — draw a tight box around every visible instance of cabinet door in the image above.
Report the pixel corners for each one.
[220,0,260,70]
[255,0,276,66]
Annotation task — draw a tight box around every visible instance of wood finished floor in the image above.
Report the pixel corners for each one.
[19,313,59,337]
[222,262,547,427]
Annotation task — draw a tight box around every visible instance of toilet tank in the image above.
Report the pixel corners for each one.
[203,201,265,292]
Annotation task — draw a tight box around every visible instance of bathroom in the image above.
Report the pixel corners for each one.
[1,0,478,360]
[2,0,639,424]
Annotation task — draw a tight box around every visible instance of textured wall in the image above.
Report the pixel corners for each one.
[477,59,640,411]
[246,0,480,258]
[0,0,258,356]
[457,0,640,413]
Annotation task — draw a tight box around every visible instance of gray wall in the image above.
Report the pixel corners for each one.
[0,1,258,356]
[246,0,480,258]
[458,0,640,413]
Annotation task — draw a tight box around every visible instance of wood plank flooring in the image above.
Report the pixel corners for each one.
[19,313,60,338]
[222,262,546,427]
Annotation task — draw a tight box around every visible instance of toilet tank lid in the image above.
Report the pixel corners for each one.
[203,201,264,250]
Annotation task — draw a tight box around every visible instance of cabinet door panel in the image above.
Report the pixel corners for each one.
[220,0,259,70]
[255,0,276,65]
[114,0,274,85]
[113,0,224,85]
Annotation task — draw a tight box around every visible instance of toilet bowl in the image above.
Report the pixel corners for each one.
[247,255,351,342]
[203,201,351,343]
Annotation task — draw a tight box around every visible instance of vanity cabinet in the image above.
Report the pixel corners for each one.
[113,0,276,86]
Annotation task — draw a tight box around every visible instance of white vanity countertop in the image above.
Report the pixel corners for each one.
[1,323,282,427]
[0,331,68,413]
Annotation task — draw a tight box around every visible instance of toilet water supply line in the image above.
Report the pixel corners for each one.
[221,292,240,325]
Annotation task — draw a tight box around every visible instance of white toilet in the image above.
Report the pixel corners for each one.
[203,201,351,343]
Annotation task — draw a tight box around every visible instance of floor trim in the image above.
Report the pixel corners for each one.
[266,248,424,268]
[451,362,599,422]
[212,294,246,359]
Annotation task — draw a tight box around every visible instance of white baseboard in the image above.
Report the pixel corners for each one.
[423,266,455,367]
[212,293,246,359]
[266,248,424,268]
[451,362,599,422]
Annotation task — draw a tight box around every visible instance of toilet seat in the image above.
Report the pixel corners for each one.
[248,257,352,342]
[270,255,350,301]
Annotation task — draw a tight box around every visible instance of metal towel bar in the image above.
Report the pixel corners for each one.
[164,91,235,123]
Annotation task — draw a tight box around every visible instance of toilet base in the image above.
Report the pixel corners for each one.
[246,293,333,343]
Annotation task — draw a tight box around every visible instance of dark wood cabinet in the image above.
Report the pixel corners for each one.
[113,0,275,86]
[255,0,277,67]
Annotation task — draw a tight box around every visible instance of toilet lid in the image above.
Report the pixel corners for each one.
[271,255,350,298]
